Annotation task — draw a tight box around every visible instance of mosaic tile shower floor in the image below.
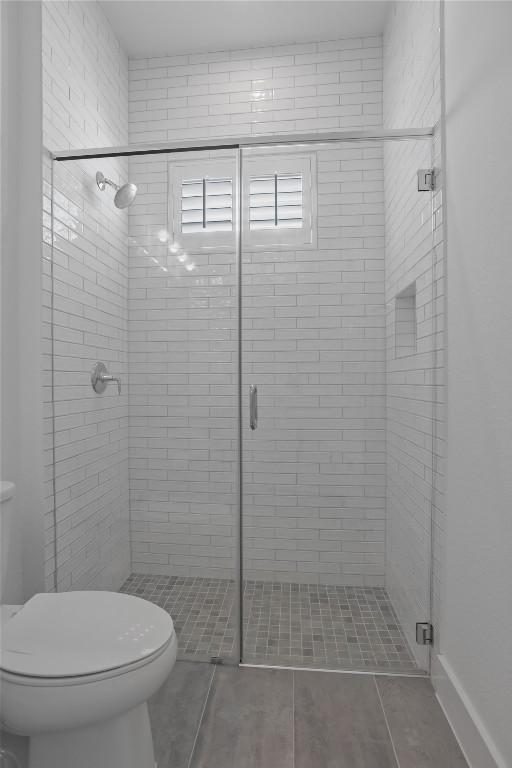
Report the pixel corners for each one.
[121,574,420,673]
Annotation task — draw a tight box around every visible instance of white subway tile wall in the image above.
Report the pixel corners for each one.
[127,149,239,579]
[127,39,387,585]
[127,37,383,144]
[242,143,386,585]
[127,142,386,584]
[42,0,130,591]
[383,0,444,664]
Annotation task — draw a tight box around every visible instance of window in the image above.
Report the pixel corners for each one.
[169,158,236,250]
[168,152,316,251]
[243,153,316,249]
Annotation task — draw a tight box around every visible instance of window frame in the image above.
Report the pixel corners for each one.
[168,157,237,252]
[242,152,317,250]
[167,151,317,253]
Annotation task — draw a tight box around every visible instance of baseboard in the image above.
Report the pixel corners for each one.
[432,654,506,768]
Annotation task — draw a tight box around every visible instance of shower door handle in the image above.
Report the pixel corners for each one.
[249,385,258,431]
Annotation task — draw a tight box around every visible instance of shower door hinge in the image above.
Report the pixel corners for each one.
[416,622,434,645]
[417,169,435,191]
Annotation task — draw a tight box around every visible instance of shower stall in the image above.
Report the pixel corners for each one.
[48,128,442,675]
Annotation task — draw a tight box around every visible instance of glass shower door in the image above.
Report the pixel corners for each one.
[240,137,438,673]
[50,147,242,664]
[50,134,441,674]
[125,147,242,664]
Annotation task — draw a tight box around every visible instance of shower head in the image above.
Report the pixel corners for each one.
[96,171,137,209]
[113,182,138,209]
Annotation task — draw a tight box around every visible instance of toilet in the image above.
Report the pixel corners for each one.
[0,482,178,768]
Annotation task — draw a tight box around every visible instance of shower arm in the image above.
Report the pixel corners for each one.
[97,173,119,192]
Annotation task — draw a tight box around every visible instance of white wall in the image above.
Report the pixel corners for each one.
[438,2,512,765]
[42,0,131,591]
[0,3,43,764]
[0,1,45,605]
[127,38,388,584]
[383,0,444,667]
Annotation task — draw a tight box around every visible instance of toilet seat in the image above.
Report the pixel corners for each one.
[0,591,174,679]
[0,636,174,688]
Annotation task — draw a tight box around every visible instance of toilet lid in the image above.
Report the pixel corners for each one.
[0,591,175,678]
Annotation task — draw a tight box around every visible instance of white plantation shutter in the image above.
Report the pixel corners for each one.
[170,158,236,250]
[249,174,303,230]
[243,152,317,249]
[181,177,233,233]
[169,154,316,251]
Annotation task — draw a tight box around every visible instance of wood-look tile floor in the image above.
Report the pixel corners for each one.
[148,662,468,768]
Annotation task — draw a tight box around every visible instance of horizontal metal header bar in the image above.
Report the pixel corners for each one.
[52,127,435,162]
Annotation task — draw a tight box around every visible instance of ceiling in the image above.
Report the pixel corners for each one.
[100,1,389,58]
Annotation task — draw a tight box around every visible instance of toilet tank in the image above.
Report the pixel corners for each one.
[0,481,16,604]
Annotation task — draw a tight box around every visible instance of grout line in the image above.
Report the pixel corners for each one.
[373,675,401,768]
[187,664,216,768]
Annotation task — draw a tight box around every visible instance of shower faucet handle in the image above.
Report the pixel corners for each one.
[100,373,122,395]
[91,362,122,395]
